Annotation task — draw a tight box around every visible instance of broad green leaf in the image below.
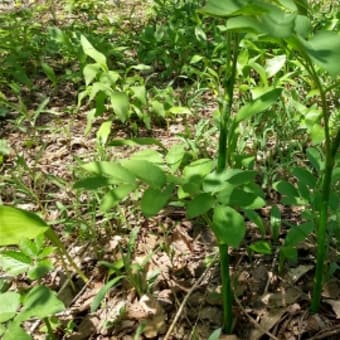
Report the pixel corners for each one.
[131,85,147,105]
[130,149,163,165]
[0,206,49,246]
[83,63,101,86]
[82,162,135,184]
[248,240,272,254]
[168,106,191,115]
[96,120,112,146]
[151,100,165,118]
[280,246,298,262]
[16,285,64,322]
[120,159,165,188]
[3,323,31,340]
[310,124,325,144]
[212,206,246,247]
[298,31,340,76]
[99,71,120,86]
[90,276,124,312]
[200,0,260,17]
[73,176,120,190]
[0,292,20,323]
[183,159,214,179]
[110,92,129,122]
[186,193,215,219]
[100,184,137,212]
[285,222,314,247]
[274,180,300,205]
[110,137,165,150]
[166,144,186,173]
[190,55,204,64]
[41,62,57,84]
[208,328,222,340]
[265,55,286,78]
[235,88,282,123]
[141,184,174,217]
[229,187,266,209]
[202,171,232,194]
[80,35,107,67]
[0,251,31,276]
[294,15,312,37]
[244,209,265,236]
[306,147,324,171]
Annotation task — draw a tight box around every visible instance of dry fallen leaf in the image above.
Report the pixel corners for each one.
[262,287,301,308]
[287,265,313,283]
[325,299,340,319]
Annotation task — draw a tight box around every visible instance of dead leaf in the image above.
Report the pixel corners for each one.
[287,265,313,283]
[322,279,340,299]
[262,287,301,308]
[325,300,340,318]
[250,308,286,339]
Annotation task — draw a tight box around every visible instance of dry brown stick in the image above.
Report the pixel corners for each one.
[307,325,340,340]
[234,295,280,340]
[163,254,217,340]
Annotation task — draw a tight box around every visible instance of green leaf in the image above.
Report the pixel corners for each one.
[235,88,282,123]
[274,180,300,205]
[41,62,57,85]
[200,0,255,17]
[212,206,246,247]
[291,167,316,188]
[130,149,163,165]
[80,35,107,67]
[0,251,32,276]
[183,159,214,179]
[3,323,31,340]
[96,120,112,146]
[285,222,314,247]
[265,55,286,78]
[82,162,136,184]
[131,85,147,105]
[208,328,222,340]
[73,176,120,190]
[120,160,165,188]
[244,209,265,236]
[100,184,137,212]
[83,63,101,86]
[16,286,64,322]
[248,240,272,254]
[90,276,124,312]
[110,92,129,122]
[298,31,340,76]
[110,137,165,149]
[229,187,266,209]
[186,193,215,219]
[270,205,281,241]
[0,292,20,323]
[141,184,174,217]
[166,144,186,173]
[0,206,49,246]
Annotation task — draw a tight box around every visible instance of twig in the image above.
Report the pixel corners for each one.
[234,295,280,340]
[307,325,340,340]
[163,254,217,340]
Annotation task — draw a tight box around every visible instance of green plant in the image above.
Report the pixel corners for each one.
[0,284,65,340]
[200,0,340,318]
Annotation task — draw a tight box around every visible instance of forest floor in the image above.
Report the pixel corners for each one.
[0,1,339,339]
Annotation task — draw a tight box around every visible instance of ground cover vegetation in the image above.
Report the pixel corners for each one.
[0,0,339,339]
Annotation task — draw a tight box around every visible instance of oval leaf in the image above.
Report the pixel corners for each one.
[212,206,246,247]
[120,159,165,188]
[0,206,49,246]
[186,193,215,219]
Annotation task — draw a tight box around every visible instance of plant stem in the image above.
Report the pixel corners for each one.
[219,244,233,333]
[306,61,340,313]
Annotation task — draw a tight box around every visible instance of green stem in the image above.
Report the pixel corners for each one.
[219,244,233,333]
[306,60,339,313]
[46,229,89,283]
